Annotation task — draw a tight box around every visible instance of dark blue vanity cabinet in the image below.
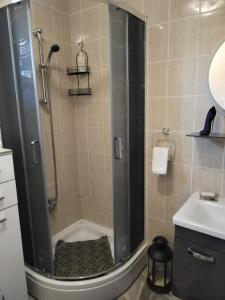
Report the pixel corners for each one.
[173,226,225,300]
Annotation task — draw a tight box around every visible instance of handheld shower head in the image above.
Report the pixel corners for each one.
[51,44,60,53]
[46,44,60,67]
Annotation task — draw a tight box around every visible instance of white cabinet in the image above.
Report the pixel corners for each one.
[0,149,28,300]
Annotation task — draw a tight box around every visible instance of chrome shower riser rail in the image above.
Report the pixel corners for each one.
[32,27,58,212]
[32,27,48,105]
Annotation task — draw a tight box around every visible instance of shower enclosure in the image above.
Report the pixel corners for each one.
[0,0,145,298]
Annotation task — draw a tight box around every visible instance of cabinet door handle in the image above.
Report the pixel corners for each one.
[187,247,214,263]
[0,217,7,223]
[0,197,5,201]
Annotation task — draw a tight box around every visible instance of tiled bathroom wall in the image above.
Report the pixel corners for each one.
[69,1,113,228]
[31,0,225,246]
[30,0,80,234]
[30,0,113,233]
[141,0,225,246]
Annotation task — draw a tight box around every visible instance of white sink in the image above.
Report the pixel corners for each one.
[173,192,225,240]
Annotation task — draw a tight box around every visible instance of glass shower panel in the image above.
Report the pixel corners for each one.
[110,5,130,263]
[0,0,53,272]
[110,5,145,263]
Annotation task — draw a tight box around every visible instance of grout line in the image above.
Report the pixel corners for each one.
[147,55,201,64]
[190,12,201,194]
[163,0,171,229]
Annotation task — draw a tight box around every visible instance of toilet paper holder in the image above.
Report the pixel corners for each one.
[153,128,175,161]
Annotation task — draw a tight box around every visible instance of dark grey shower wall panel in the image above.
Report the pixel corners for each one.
[0,1,53,272]
[128,15,145,253]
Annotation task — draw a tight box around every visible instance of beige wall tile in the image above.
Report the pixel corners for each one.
[85,39,101,71]
[192,167,222,194]
[170,0,200,20]
[75,98,87,127]
[89,153,105,178]
[169,17,199,59]
[199,8,225,56]
[77,127,88,152]
[144,0,169,25]
[148,62,168,97]
[193,138,224,169]
[148,24,168,62]
[31,1,54,40]
[52,0,69,13]
[104,127,112,155]
[145,130,154,161]
[79,175,91,199]
[166,164,192,197]
[172,131,193,165]
[196,55,211,95]
[70,13,82,44]
[86,100,104,127]
[165,221,175,247]
[167,96,195,131]
[147,98,167,130]
[146,189,165,220]
[87,127,104,153]
[53,10,70,43]
[100,37,110,70]
[165,193,186,222]
[77,152,89,175]
[82,6,100,41]
[101,70,110,99]
[90,177,107,204]
[69,0,81,14]
[146,217,165,243]
[99,3,109,37]
[61,127,77,154]
[168,57,197,96]
[81,0,97,10]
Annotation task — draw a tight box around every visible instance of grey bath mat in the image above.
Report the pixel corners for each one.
[54,236,114,277]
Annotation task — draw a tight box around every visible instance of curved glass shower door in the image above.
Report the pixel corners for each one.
[109,4,145,264]
[0,0,53,272]
[0,0,145,280]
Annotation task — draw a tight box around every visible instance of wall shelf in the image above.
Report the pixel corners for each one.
[186,132,225,139]
[68,88,92,96]
[67,66,90,76]
[67,42,91,97]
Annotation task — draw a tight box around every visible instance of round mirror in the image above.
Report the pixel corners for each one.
[209,41,225,110]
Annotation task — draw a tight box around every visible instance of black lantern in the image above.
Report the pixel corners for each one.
[147,236,173,294]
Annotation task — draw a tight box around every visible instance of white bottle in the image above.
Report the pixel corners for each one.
[77,49,86,72]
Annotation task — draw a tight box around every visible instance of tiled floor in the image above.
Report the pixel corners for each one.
[28,268,179,300]
[117,268,179,300]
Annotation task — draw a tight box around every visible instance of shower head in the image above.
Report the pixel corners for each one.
[46,44,60,67]
[51,44,60,53]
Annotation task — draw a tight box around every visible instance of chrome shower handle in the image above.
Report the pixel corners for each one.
[0,290,4,300]
[30,140,40,165]
[0,217,7,223]
[114,137,122,159]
